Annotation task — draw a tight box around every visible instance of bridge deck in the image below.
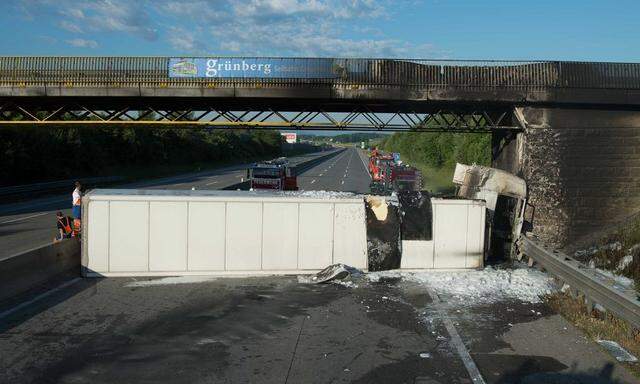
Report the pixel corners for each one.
[1,57,640,130]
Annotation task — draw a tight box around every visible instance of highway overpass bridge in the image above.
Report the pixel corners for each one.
[2,56,640,247]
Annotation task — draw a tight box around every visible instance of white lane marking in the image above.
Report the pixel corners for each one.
[310,179,316,184]
[0,277,83,319]
[425,286,485,384]
[357,149,372,178]
[319,173,324,177]
[341,180,345,185]
[0,212,50,225]
[205,181,218,186]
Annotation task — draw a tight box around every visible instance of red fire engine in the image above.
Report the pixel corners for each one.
[247,158,298,191]
[368,149,422,194]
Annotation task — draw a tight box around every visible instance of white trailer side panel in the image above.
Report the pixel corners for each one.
[109,201,149,272]
[432,199,485,269]
[465,202,485,269]
[86,200,109,272]
[226,202,262,271]
[82,190,368,276]
[187,202,226,271]
[298,203,334,269]
[400,240,434,269]
[333,203,367,268]
[149,202,188,272]
[262,202,299,270]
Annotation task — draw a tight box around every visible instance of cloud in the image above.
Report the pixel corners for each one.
[66,38,98,48]
[18,0,159,41]
[16,0,443,57]
[58,20,82,33]
[167,27,207,53]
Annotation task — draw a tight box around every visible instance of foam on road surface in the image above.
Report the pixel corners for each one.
[1,273,636,383]
[0,150,345,260]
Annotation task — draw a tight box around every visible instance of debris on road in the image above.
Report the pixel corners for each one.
[367,264,556,305]
[597,340,639,363]
[298,263,362,284]
[125,276,218,287]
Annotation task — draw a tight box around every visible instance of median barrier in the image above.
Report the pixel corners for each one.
[0,239,80,303]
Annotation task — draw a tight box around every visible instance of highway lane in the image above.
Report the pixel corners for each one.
[0,148,363,260]
[298,147,370,193]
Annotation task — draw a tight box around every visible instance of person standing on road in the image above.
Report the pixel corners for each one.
[72,181,82,219]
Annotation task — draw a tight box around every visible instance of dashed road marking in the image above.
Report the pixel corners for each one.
[424,286,486,384]
[310,179,316,184]
[205,181,218,186]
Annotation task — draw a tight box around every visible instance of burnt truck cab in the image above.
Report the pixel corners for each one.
[247,158,298,191]
[453,163,527,260]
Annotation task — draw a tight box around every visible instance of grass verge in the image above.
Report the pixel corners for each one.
[417,164,456,195]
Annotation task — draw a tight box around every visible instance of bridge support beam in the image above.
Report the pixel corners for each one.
[494,107,640,248]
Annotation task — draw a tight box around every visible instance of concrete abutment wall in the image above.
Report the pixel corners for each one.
[493,107,640,248]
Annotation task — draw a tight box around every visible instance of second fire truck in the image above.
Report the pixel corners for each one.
[368,149,422,194]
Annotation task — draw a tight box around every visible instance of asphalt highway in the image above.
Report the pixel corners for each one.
[0,148,369,260]
[1,274,636,383]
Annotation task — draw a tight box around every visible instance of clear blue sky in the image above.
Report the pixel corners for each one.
[0,0,637,62]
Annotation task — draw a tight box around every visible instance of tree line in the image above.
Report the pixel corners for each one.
[0,127,289,186]
[380,132,492,168]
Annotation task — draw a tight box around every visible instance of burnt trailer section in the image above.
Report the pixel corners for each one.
[365,191,485,271]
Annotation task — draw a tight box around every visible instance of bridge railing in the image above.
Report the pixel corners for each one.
[0,57,639,89]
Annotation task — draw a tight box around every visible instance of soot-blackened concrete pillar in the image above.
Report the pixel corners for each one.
[494,107,640,248]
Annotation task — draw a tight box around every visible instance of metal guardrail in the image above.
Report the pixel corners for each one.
[1,57,639,89]
[519,236,640,329]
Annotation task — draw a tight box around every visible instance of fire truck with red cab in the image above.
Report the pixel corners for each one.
[368,149,422,194]
[247,158,298,191]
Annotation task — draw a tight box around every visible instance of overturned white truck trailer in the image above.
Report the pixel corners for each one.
[81,189,486,277]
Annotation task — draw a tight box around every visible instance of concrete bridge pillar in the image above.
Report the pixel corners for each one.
[493,107,640,248]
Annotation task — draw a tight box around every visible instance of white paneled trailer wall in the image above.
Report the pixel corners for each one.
[82,190,368,277]
[400,198,486,270]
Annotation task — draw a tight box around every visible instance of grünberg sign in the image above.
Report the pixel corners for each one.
[168,57,339,79]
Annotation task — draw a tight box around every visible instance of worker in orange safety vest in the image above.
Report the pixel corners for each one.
[54,211,74,242]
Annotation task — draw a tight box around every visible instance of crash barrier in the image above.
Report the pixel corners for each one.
[366,195,486,271]
[81,190,367,276]
[0,238,80,303]
[519,236,640,329]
